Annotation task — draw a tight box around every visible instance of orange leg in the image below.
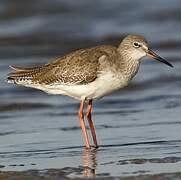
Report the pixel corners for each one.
[86,100,98,148]
[78,100,90,149]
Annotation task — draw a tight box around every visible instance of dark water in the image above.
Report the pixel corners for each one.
[0,0,181,178]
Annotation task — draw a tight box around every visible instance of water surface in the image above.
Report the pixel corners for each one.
[0,0,181,178]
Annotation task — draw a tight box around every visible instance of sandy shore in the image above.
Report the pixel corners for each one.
[0,169,181,180]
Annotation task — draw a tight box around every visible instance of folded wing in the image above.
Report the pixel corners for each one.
[7,46,114,86]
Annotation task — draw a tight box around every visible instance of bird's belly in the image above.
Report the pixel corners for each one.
[43,71,129,100]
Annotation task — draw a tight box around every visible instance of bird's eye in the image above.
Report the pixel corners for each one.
[133,42,140,48]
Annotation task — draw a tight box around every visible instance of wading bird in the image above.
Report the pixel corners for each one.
[7,35,173,149]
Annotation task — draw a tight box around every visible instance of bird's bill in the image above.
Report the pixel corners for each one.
[147,49,173,68]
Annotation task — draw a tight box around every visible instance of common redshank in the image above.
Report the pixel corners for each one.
[7,35,173,149]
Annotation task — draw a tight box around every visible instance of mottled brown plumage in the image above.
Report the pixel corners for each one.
[8,45,117,85]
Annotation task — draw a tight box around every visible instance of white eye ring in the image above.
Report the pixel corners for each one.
[133,42,140,48]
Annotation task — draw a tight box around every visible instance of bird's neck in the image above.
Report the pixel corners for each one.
[117,50,140,80]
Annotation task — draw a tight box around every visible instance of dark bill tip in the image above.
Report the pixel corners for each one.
[147,49,174,68]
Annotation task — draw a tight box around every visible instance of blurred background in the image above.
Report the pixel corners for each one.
[0,0,181,178]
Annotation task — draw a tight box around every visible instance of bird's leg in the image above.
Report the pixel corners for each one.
[78,100,90,149]
[86,100,98,148]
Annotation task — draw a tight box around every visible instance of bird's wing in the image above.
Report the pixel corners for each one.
[8,46,116,85]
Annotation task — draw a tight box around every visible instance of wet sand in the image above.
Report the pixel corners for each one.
[1,169,181,180]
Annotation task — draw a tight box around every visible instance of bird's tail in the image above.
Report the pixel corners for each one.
[7,65,42,85]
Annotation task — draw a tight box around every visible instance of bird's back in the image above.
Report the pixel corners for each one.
[7,45,118,87]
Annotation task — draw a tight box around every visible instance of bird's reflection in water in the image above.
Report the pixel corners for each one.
[82,148,98,177]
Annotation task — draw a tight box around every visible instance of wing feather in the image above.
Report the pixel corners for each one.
[7,45,117,85]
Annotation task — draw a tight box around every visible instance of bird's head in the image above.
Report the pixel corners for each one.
[119,34,173,68]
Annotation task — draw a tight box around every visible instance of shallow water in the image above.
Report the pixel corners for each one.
[0,0,181,178]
